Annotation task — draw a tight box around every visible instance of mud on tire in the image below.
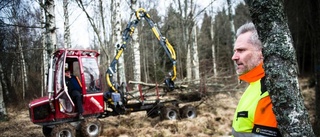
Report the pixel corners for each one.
[51,123,76,137]
[42,126,52,137]
[180,105,197,119]
[160,105,179,120]
[80,118,103,137]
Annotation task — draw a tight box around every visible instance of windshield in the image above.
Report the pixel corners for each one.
[82,57,101,93]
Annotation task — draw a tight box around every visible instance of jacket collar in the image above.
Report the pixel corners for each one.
[239,62,265,83]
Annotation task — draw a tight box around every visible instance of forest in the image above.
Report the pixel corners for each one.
[0,0,320,136]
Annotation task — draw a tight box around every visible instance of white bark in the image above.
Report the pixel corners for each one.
[191,25,200,82]
[186,44,192,80]
[115,0,126,84]
[0,63,7,115]
[40,0,46,97]
[227,0,237,77]
[131,0,141,90]
[45,0,57,51]
[210,23,217,77]
[227,0,236,43]
[16,27,28,99]
[63,0,71,48]
[44,0,56,97]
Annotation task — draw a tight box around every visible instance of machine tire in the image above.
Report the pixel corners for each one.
[146,108,160,118]
[180,105,197,119]
[42,126,52,137]
[160,105,179,120]
[80,118,103,137]
[51,123,76,137]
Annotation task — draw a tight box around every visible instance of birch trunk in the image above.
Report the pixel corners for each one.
[227,0,237,75]
[16,27,28,100]
[177,0,190,80]
[45,0,57,53]
[115,0,126,84]
[210,23,217,77]
[186,44,192,80]
[40,0,45,97]
[44,0,56,97]
[0,63,7,116]
[191,25,200,82]
[63,0,71,48]
[227,0,236,42]
[245,0,315,136]
[131,0,141,89]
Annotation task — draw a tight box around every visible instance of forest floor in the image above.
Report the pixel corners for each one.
[0,77,316,137]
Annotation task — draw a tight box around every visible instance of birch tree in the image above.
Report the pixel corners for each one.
[16,27,28,100]
[44,0,57,55]
[63,0,71,48]
[9,1,29,100]
[245,0,315,136]
[39,0,46,96]
[131,0,141,89]
[176,0,192,81]
[227,0,237,76]
[191,25,199,81]
[115,0,126,85]
[0,61,7,117]
[210,23,217,77]
[43,0,57,97]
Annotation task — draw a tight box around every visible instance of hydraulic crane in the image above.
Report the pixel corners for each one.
[106,8,177,93]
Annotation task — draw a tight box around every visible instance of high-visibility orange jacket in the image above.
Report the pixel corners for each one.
[232,62,282,137]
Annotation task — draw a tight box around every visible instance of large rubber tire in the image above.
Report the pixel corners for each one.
[146,108,160,118]
[180,105,197,119]
[51,123,76,137]
[42,126,52,137]
[160,105,179,120]
[80,118,103,137]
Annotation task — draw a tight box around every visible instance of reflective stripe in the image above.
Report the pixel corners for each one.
[252,124,281,137]
[232,128,270,137]
[232,128,253,137]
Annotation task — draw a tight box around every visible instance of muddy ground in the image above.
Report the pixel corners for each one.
[0,78,315,137]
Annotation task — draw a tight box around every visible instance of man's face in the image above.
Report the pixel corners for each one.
[65,71,71,78]
[232,32,263,75]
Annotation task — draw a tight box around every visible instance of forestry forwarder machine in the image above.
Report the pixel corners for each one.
[28,8,198,137]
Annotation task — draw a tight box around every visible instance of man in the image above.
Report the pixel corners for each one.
[65,69,84,120]
[231,22,281,136]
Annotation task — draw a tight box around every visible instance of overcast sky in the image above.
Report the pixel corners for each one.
[54,0,243,49]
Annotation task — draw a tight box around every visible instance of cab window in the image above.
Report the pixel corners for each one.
[82,58,101,93]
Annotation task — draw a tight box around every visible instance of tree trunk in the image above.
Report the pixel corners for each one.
[63,0,71,48]
[227,0,237,76]
[40,0,45,97]
[131,0,140,90]
[16,27,28,100]
[116,0,126,85]
[0,63,7,116]
[245,0,315,136]
[227,0,236,42]
[186,44,192,80]
[45,0,57,53]
[191,25,200,82]
[210,23,217,77]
